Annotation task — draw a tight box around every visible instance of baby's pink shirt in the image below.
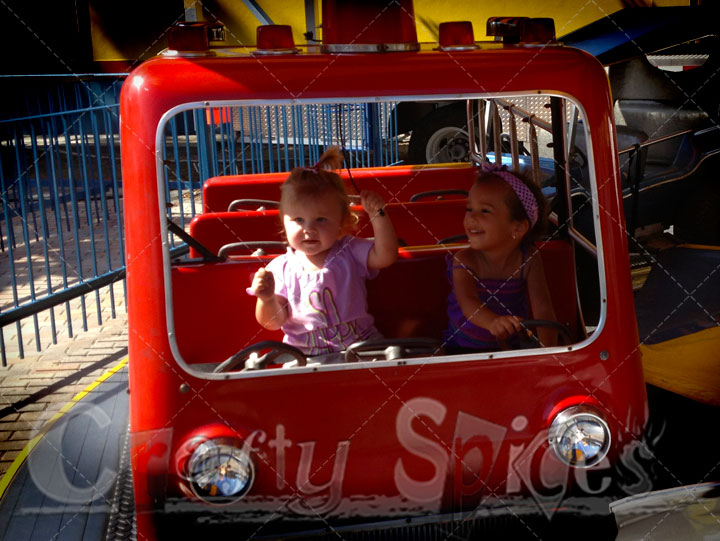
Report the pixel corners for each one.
[250,236,381,355]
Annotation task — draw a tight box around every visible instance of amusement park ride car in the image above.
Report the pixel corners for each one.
[117,1,718,539]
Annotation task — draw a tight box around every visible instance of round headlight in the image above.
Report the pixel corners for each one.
[187,437,254,504]
[548,405,611,468]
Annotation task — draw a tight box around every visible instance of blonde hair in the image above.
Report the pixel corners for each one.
[279,147,357,233]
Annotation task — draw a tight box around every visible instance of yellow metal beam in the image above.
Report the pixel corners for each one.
[91,1,693,63]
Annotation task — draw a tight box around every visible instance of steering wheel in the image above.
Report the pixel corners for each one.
[214,341,307,372]
[345,338,443,362]
[217,241,287,258]
[504,319,573,350]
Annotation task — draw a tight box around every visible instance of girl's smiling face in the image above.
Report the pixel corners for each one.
[464,179,527,251]
[282,192,345,261]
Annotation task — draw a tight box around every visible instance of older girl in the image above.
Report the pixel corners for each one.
[444,165,557,351]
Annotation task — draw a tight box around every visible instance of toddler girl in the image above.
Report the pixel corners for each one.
[248,147,398,356]
[444,164,557,351]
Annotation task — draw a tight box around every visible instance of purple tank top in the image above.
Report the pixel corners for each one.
[443,250,530,351]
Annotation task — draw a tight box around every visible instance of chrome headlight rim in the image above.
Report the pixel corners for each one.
[548,405,611,469]
[187,436,255,505]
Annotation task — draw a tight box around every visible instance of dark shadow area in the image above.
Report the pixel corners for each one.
[0,347,127,420]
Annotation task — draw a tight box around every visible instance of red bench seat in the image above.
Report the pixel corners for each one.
[171,241,578,366]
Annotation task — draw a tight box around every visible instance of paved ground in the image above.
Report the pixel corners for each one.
[0,310,128,478]
[0,181,131,479]
[0,185,205,481]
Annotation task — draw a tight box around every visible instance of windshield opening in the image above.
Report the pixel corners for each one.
[156,95,603,376]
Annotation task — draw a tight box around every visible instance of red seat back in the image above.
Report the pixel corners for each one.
[172,260,282,365]
[202,164,477,213]
[537,240,579,339]
[187,200,468,257]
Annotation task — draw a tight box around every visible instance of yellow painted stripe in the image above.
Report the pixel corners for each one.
[0,356,129,501]
[640,327,720,407]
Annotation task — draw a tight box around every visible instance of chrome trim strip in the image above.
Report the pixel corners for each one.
[154,92,608,380]
[321,43,420,53]
[252,48,299,56]
[385,43,420,52]
[438,44,479,52]
[161,49,217,58]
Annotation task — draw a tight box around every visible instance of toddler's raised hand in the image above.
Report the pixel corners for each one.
[488,315,524,340]
[251,267,275,301]
[360,190,386,217]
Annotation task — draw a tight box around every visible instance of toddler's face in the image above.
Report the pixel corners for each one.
[282,192,344,258]
[464,180,523,251]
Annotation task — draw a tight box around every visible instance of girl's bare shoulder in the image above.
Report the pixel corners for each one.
[452,248,484,275]
[452,248,474,265]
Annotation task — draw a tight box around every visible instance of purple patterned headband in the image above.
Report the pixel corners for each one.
[481,163,538,227]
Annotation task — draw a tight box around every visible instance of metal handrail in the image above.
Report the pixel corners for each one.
[228,199,279,212]
[617,128,694,154]
[494,98,553,133]
[549,213,597,258]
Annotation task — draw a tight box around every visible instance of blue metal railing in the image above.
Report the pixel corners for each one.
[161,101,400,246]
[0,78,126,365]
[1,79,401,364]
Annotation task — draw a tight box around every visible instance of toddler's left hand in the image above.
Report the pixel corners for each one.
[360,190,386,217]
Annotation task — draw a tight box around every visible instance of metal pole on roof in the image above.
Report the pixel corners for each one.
[479,100,487,161]
[491,102,502,165]
[304,0,317,42]
[242,0,275,25]
[466,100,482,165]
[528,121,540,186]
[507,108,520,171]
[566,104,579,160]
[183,0,198,22]
[550,96,571,230]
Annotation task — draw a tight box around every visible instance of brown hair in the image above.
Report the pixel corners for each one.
[279,146,356,233]
[475,168,549,244]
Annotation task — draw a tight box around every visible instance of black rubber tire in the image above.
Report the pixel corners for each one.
[407,105,469,164]
[675,180,720,245]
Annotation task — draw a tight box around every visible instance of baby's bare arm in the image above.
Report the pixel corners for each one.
[250,268,288,330]
[361,190,398,269]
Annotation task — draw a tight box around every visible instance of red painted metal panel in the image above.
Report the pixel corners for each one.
[121,40,645,536]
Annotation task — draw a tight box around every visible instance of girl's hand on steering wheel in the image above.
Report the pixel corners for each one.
[488,315,526,340]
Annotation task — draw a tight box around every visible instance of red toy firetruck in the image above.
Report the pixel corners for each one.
[120,2,647,538]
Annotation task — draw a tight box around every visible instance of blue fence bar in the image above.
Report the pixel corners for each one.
[162,102,399,176]
[2,83,404,364]
[0,78,127,365]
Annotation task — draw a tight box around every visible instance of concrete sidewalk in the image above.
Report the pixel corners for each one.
[0,311,128,478]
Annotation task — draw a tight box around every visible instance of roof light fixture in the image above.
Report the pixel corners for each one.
[438,21,478,51]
